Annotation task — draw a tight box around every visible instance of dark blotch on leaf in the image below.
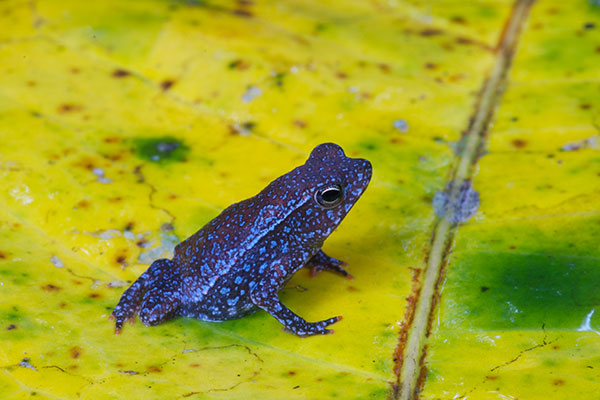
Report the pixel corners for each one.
[133,137,190,163]
[451,16,467,25]
[160,80,176,91]
[293,120,307,129]
[58,104,83,113]
[420,28,443,36]
[273,72,285,87]
[112,69,131,78]
[512,139,527,148]
[70,347,82,359]
[232,9,252,17]
[41,284,61,292]
[228,59,250,70]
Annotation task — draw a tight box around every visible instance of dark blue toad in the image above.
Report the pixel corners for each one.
[111,143,372,336]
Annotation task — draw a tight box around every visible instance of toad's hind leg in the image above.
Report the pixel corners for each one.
[111,259,180,333]
[138,260,183,326]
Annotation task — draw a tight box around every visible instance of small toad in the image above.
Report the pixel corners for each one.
[111,143,372,336]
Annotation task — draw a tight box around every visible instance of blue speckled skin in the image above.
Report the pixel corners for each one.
[111,143,372,336]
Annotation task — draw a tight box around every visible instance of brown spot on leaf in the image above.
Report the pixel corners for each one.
[41,284,61,292]
[424,62,437,70]
[106,153,123,161]
[160,80,175,91]
[336,72,348,79]
[147,365,162,373]
[512,139,527,148]
[232,9,253,18]
[73,156,96,171]
[7,324,17,330]
[26,80,36,87]
[553,345,560,350]
[580,104,591,110]
[70,67,80,74]
[287,371,297,375]
[0,251,6,259]
[451,16,467,25]
[115,255,127,265]
[76,200,90,209]
[480,286,490,292]
[112,69,131,78]
[58,103,83,113]
[189,363,200,368]
[456,37,476,46]
[485,375,498,380]
[293,120,307,129]
[228,59,251,70]
[347,286,358,292]
[89,292,101,299]
[448,74,465,82]
[553,379,565,386]
[420,28,443,36]
[378,63,391,73]
[70,346,82,359]
[124,222,135,231]
[104,136,121,143]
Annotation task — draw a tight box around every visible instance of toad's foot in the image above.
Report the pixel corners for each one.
[111,259,180,333]
[305,249,352,279]
[282,316,342,336]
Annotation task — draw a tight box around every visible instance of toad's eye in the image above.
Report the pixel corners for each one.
[315,184,344,208]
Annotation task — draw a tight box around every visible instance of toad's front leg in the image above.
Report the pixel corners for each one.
[305,249,352,279]
[250,265,341,336]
